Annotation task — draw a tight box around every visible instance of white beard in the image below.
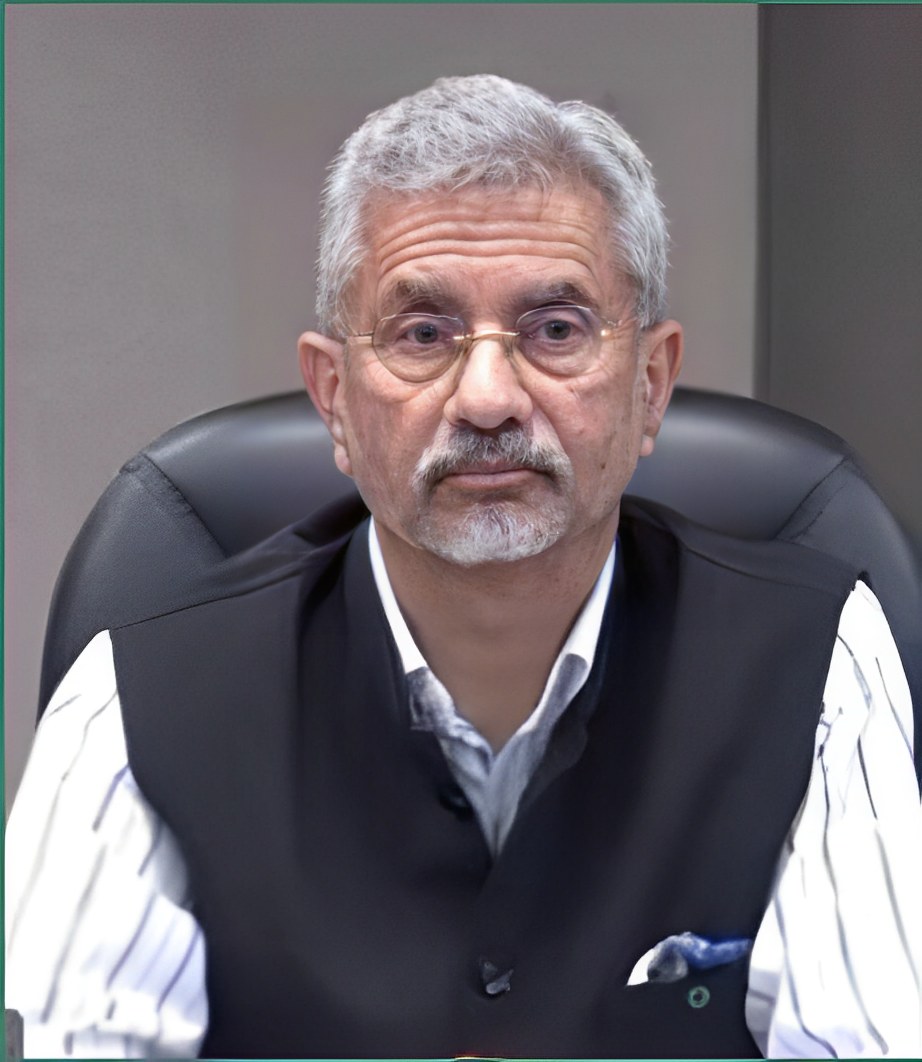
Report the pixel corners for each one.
[414,500,570,566]
[409,424,574,566]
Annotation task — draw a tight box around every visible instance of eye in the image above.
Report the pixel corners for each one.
[376,314,461,351]
[409,320,442,345]
[518,305,594,348]
[539,318,574,342]
[514,304,603,376]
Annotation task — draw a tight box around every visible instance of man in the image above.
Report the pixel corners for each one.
[6,75,921,1058]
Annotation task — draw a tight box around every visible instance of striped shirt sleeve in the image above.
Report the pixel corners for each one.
[4,631,207,1059]
[746,581,922,1057]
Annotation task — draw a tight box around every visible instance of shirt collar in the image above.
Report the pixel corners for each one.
[367,519,615,681]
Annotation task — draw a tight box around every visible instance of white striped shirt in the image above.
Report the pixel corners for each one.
[5,633,206,1059]
[5,545,921,1057]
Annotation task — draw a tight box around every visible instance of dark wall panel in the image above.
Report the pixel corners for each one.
[760,6,922,551]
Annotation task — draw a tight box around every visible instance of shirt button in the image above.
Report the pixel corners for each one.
[438,783,474,819]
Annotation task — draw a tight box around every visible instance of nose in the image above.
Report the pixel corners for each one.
[442,332,535,431]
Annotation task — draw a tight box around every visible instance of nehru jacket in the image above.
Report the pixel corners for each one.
[110,497,857,1058]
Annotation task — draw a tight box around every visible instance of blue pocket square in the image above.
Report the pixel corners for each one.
[626,932,752,985]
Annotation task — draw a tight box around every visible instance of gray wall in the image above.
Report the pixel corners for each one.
[5,4,762,806]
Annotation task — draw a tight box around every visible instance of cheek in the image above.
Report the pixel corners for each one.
[340,381,443,495]
[350,408,402,486]
[554,374,645,485]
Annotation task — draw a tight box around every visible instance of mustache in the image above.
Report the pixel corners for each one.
[413,426,571,490]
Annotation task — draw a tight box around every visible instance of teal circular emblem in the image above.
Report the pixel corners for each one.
[687,985,710,1009]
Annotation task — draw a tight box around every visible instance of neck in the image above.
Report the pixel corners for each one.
[375,516,616,749]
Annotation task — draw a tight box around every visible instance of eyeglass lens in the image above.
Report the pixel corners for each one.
[372,305,611,382]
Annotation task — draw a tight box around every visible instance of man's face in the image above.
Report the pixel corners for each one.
[300,183,682,567]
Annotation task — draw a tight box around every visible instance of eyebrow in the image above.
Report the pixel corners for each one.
[380,278,457,314]
[513,281,600,313]
[380,278,600,318]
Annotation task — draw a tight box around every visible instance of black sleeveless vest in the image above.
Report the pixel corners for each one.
[112,497,857,1058]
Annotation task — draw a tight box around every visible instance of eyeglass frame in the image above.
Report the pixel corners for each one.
[343,303,638,383]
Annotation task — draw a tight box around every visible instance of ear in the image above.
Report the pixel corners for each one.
[638,319,683,458]
[298,330,354,477]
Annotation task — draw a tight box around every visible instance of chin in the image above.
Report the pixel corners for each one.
[414,505,568,567]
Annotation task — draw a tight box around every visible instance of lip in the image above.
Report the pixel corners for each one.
[439,466,541,489]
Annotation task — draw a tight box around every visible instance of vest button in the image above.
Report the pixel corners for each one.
[687,985,710,1008]
[438,783,474,819]
[478,957,513,996]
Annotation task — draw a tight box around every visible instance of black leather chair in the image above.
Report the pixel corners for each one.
[37,387,922,777]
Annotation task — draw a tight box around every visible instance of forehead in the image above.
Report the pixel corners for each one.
[355,183,622,317]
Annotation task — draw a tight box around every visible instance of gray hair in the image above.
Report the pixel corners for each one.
[316,75,669,335]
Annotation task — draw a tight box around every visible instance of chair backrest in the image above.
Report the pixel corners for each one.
[38,387,922,773]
